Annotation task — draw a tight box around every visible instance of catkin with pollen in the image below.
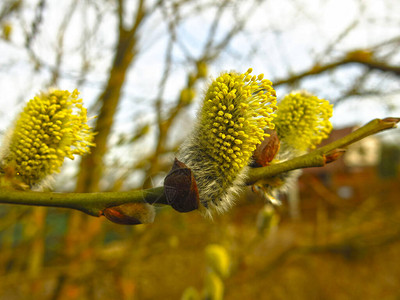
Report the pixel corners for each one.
[275,90,333,153]
[177,69,277,216]
[252,90,333,204]
[0,89,95,188]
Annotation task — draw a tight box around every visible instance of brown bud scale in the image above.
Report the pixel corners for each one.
[164,158,199,213]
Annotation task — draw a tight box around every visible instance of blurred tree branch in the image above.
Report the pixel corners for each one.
[76,0,148,192]
[274,52,400,87]
[256,226,400,278]
[0,0,21,23]
[49,0,78,86]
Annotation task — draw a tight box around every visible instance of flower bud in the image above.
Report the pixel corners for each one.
[103,203,155,225]
[164,158,199,213]
[251,129,280,167]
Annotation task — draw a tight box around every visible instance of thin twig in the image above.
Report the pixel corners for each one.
[246,118,399,184]
[274,57,400,87]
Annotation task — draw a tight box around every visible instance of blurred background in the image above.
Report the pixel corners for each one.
[0,0,399,299]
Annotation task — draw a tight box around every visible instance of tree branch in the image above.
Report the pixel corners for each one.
[274,56,400,87]
[246,117,399,184]
[76,0,147,193]
[0,118,397,219]
[0,187,167,217]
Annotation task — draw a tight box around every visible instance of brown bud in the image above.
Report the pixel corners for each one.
[251,129,280,167]
[325,149,346,164]
[164,158,199,213]
[102,203,155,225]
[381,117,400,124]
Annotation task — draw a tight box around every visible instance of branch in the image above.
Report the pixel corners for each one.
[0,118,397,219]
[246,117,399,184]
[274,57,400,87]
[0,187,167,217]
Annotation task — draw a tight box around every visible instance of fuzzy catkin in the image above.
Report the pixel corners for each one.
[178,69,277,216]
[254,90,333,204]
[1,89,94,188]
[275,91,333,151]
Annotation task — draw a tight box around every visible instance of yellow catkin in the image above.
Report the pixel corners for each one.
[2,89,95,187]
[274,91,333,151]
[178,69,277,216]
[253,91,333,205]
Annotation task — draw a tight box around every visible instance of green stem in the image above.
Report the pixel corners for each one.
[0,118,397,217]
[246,152,326,185]
[246,118,399,185]
[0,187,167,217]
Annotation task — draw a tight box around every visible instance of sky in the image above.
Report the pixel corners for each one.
[0,0,399,151]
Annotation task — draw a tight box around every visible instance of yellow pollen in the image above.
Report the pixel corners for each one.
[3,89,95,186]
[197,69,277,183]
[275,91,333,151]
